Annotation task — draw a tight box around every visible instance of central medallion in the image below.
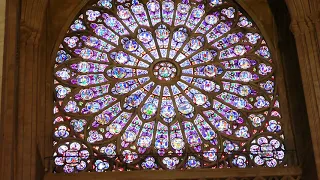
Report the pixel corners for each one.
[153,61,177,81]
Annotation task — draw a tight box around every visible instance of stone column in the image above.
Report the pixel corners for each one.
[0,0,48,179]
[0,0,6,111]
[286,0,320,177]
[0,0,21,179]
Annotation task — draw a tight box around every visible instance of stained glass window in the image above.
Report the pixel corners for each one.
[53,0,285,173]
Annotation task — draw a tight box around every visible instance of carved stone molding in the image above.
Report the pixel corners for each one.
[0,0,20,179]
[44,167,302,180]
[20,24,39,45]
[289,26,320,177]
[0,0,48,180]
[285,0,320,179]
[290,18,315,35]
[45,176,302,180]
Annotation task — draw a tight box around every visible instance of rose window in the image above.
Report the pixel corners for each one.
[53,0,285,173]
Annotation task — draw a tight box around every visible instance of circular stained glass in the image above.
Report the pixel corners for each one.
[115,52,129,64]
[153,61,177,81]
[160,105,175,118]
[141,103,157,116]
[54,0,285,172]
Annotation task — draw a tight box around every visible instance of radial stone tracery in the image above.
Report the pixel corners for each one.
[53,0,285,173]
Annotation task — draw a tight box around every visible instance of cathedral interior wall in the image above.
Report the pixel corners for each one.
[1,0,319,179]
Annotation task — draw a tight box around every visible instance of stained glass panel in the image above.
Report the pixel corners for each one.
[53,0,285,173]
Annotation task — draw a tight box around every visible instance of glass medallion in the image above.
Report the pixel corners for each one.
[177,3,190,14]
[115,52,129,64]
[189,39,203,50]
[105,17,117,27]
[193,94,207,106]
[77,75,91,86]
[163,1,174,12]
[124,40,139,51]
[142,157,156,169]
[123,150,138,163]
[56,85,69,98]
[200,51,214,62]
[153,61,177,81]
[239,85,251,96]
[95,160,109,172]
[188,135,201,147]
[138,31,153,43]
[132,4,145,14]
[226,110,239,121]
[98,0,112,8]
[54,0,285,172]
[115,82,130,94]
[147,1,160,12]
[205,15,218,25]
[159,67,172,78]
[138,136,152,148]
[264,81,274,91]
[86,102,101,113]
[239,71,253,82]
[126,94,140,107]
[160,105,175,118]
[204,148,217,161]
[80,49,93,59]
[215,120,229,131]
[235,98,247,109]
[192,8,204,18]
[171,138,185,150]
[163,157,179,170]
[80,89,95,100]
[155,138,168,149]
[126,94,141,107]
[203,129,216,140]
[238,58,251,69]
[155,28,170,40]
[202,80,216,92]
[173,31,187,43]
[108,123,122,135]
[122,131,136,142]
[142,103,157,116]
[234,45,246,56]
[222,7,235,18]
[64,101,79,113]
[118,9,131,19]
[204,65,218,77]
[56,69,70,80]
[186,156,200,168]
[56,50,70,63]
[78,62,90,72]
[210,0,222,6]
[178,102,194,115]
[112,67,127,79]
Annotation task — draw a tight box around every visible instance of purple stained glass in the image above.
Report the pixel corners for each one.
[53,0,285,173]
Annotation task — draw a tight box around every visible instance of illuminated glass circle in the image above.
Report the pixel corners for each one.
[153,61,177,81]
[53,0,285,173]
